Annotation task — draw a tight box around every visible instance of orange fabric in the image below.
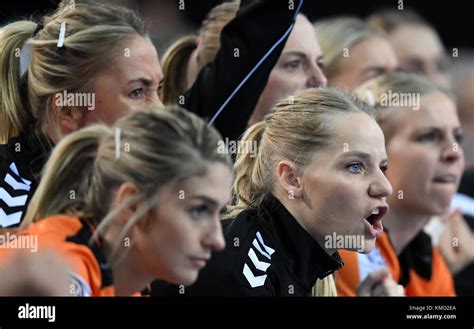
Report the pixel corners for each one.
[404,247,456,296]
[0,215,114,296]
[336,231,400,296]
[336,231,456,296]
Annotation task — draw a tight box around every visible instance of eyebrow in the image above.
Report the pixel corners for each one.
[341,151,388,165]
[127,77,157,87]
[282,51,324,63]
[188,195,219,207]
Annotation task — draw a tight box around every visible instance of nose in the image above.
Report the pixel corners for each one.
[441,139,463,164]
[369,171,393,199]
[306,64,327,88]
[203,217,226,251]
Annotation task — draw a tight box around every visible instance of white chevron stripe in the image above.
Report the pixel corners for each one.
[252,239,271,260]
[5,173,31,191]
[0,208,23,227]
[8,162,31,185]
[243,263,267,288]
[256,231,275,255]
[0,187,28,207]
[248,247,271,272]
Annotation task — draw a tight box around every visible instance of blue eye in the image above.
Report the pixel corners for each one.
[129,88,144,99]
[346,162,363,174]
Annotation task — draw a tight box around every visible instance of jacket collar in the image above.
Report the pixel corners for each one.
[258,194,343,290]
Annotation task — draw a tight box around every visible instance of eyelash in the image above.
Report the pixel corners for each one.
[284,60,303,70]
[189,204,211,220]
[346,162,363,174]
[346,162,388,175]
[129,88,144,99]
[416,131,464,143]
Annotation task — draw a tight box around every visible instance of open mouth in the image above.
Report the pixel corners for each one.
[433,175,456,184]
[363,206,388,238]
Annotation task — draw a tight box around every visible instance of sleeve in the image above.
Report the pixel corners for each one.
[53,242,102,297]
[183,0,304,142]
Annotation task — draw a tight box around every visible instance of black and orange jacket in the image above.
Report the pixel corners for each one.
[336,230,456,296]
[0,215,114,296]
[151,194,343,296]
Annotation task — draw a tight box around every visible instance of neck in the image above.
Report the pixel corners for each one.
[382,206,430,255]
[104,239,151,296]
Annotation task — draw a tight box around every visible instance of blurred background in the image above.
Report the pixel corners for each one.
[1,0,472,55]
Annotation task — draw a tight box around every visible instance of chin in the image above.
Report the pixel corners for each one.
[360,238,376,254]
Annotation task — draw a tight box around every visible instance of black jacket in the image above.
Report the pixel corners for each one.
[0,129,50,228]
[151,194,343,296]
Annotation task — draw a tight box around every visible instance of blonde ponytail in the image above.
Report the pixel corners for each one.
[0,21,38,143]
[225,121,268,218]
[161,35,198,104]
[22,125,111,226]
[313,275,338,297]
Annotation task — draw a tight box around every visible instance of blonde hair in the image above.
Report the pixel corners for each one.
[314,17,385,78]
[161,1,239,104]
[23,106,232,262]
[226,88,373,296]
[314,276,337,296]
[0,1,147,144]
[355,72,453,141]
[367,8,431,34]
[226,87,375,218]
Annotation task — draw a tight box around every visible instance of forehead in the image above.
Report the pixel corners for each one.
[349,36,398,68]
[108,35,163,82]
[384,91,459,133]
[283,15,321,56]
[389,25,444,59]
[174,163,232,204]
[331,112,385,151]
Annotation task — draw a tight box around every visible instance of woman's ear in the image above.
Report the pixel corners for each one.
[114,182,147,224]
[276,160,304,200]
[50,93,86,138]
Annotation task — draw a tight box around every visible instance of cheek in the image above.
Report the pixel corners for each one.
[264,70,307,102]
[84,93,133,126]
[387,143,436,193]
[306,174,365,225]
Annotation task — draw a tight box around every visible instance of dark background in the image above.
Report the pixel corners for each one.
[1,0,472,52]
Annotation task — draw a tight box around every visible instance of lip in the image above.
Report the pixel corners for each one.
[363,205,388,239]
[432,174,458,184]
[190,257,210,269]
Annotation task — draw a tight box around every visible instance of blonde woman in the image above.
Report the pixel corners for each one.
[0,107,233,296]
[368,8,451,88]
[314,16,398,91]
[0,1,164,228]
[153,88,402,296]
[337,72,465,296]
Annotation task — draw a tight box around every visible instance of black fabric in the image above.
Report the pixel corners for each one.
[65,218,113,288]
[151,194,343,296]
[0,127,51,228]
[397,231,433,286]
[183,0,302,142]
